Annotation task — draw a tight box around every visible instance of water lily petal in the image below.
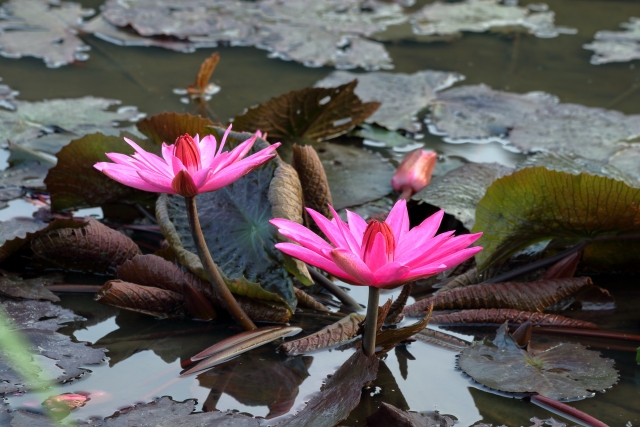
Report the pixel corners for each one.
[395,231,454,268]
[372,262,410,287]
[346,210,367,246]
[329,205,361,255]
[307,208,349,250]
[199,135,218,168]
[275,243,348,280]
[95,163,168,193]
[270,218,333,253]
[417,233,483,267]
[395,210,445,259]
[385,199,410,241]
[331,249,375,286]
[364,232,390,272]
[137,169,175,193]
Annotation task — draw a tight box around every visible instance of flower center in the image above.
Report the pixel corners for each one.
[173,134,201,174]
[361,220,395,264]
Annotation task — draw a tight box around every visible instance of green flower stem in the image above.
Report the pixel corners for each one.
[363,286,380,356]
[185,196,257,331]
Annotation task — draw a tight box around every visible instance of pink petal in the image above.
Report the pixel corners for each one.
[330,249,375,286]
[436,246,483,270]
[346,210,367,246]
[136,169,175,193]
[161,143,174,165]
[364,232,390,272]
[385,199,409,241]
[417,233,482,267]
[199,135,218,168]
[270,218,333,252]
[171,155,186,176]
[123,138,170,174]
[306,208,349,249]
[395,230,454,268]
[395,210,445,259]
[372,262,410,287]
[402,264,447,282]
[275,243,348,280]
[328,205,361,255]
[217,124,233,156]
[96,164,168,193]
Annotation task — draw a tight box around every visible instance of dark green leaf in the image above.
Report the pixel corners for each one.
[458,322,618,400]
[473,167,640,271]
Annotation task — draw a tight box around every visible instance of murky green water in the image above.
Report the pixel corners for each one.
[1,0,639,425]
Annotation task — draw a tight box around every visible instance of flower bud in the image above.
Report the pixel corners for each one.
[174,134,201,174]
[392,149,437,198]
[171,170,199,198]
[362,220,395,263]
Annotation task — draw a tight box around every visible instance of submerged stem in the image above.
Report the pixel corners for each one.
[184,196,256,331]
[363,287,380,356]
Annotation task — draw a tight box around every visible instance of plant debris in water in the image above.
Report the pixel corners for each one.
[583,17,640,65]
[458,322,618,400]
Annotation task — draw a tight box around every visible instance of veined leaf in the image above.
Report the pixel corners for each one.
[136,112,219,145]
[95,280,187,319]
[430,309,598,329]
[0,218,83,262]
[279,313,364,356]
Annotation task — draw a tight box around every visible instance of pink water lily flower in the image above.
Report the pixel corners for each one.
[271,200,481,289]
[94,125,280,198]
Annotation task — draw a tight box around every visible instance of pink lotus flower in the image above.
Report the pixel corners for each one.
[94,126,280,197]
[392,149,437,197]
[270,200,481,289]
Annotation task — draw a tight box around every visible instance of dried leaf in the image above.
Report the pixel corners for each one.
[191,52,220,94]
[412,162,514,230]
[0,0,94,67]
[541,251,581,280]
[95,280,186,319]
[404,277,594,316]
[136,112,219,145]
[430,309,598,329]
[0,218,84,263]
[472,167,640,271]
[117,255,292,322]
[385,283,412,324]
[375,309,432,354]
[584,18,640,65]
[232,81,380,142]
[182,283,217,320]
[274,350,378,427]
[375,298,394,333]
[279,313,364,356]
[414,328,470,351]
[292,144,333,222]
[186,326,283,363]
[435,268,479,294]
[458,322,618,400]
[45,132,158,211]
[365,402,456,427]
[294,288,329,312]
[92,397,196,427]
[0,273,63,302]
[30,218,141,273]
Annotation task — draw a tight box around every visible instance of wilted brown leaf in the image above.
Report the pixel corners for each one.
[375,305,432,354]
[0,273,64,302]
[293,287,329,312]
[430,308,598,329]
[95,280,186,319]
[30,218,141,273]
[189,52,220,95]
[0,218,83,262]
[404,277,594,316]
[385,283,412,324]
[279,313,365,355]
[435,268,479,294]
[117,254,291,323]
[414,328,470,351]
[292,144,333,221]
[365,402,457,427]
[182,283,217,320]
[232,81,380,142]
[136,112,219,145]
[541,251,581,280]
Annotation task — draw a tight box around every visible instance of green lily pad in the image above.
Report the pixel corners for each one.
[472,167,640,271]
[458,322,618,400]
[412,162,514,230]
[45,132,159,211]
[157,129,305,311]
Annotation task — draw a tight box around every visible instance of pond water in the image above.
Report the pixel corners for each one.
[0,0,639,425]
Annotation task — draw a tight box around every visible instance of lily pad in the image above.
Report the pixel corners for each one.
[0,0,94,67]
[318,142,395,209]
[410,0,575,39]
[315,70,463,131]
[472,167,640,271]
[232,81,380,142]
[458,322,618,400]
[157,129,302,311]
[99,0,407,70]
[366,402,456,427]
[583,18,640,65]
[0,96,143,152]
[0,273,64,302]
[412,162,514,230]
[0,78,18,110]
[354,125,424,152]
[84,397,197,427]
[2,298,83,331]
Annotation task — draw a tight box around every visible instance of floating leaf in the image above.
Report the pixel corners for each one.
[275,349,378,427]
[404,277,594,316]
[45,132,158,211]
[279,313,364,356]
[294,288,330,312]
[0,78,18,110]
[0,273,63,302]
[2,298,82,331]
[410,0,574,39]
[458,322,618,400]
[95,397,196,427]
[366,402,456,427]
[117,255,291,323]
[0,218,83,262]
[584,18,640,65]
[30,218,141,273]
[95,280,187,319]
[232,81,380,142]
[292,144,333,222]
[414,328,470,351]
[412,162,514,230]
[319,142,395,210]
[472,167,640,271]
[0,162,49,204]
[315,70,462,131]
[0,0,94,67]
[430,309,597,329]
[158,129,305,311]
[136,112,218,145]
[354,124,424,152]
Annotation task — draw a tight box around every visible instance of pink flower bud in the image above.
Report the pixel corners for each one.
[173,134,202,174]
[391,149,437,198]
